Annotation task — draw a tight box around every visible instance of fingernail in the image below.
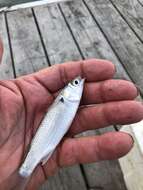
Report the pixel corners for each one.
[123,132,135,146]
[129,133,135,145]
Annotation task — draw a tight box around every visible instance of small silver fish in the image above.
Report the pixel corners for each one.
[19,76,85,178]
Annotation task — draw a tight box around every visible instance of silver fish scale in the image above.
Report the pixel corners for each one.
[31,101,65,150]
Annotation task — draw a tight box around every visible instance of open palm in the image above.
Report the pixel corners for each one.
[0,41,143,190]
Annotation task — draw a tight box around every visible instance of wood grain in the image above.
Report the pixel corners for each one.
[84,0,143,95]
[138,0,143,6]
[0,13,14,79]
[41,166,87,190]
[34,4,81,64]
[59,0,130,80]
[110,0,143,42]
[6,8,48,77]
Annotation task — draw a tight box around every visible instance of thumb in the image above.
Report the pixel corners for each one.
[0,38,3,63]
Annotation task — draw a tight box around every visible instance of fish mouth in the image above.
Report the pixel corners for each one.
[81,78,85,84]
[76,76,85,86]
[79,77,85,85]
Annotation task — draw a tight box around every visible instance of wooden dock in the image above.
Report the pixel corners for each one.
[0,0,143,189]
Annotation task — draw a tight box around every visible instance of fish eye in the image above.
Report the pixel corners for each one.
[74,80,79,85]
[72,79,80,86]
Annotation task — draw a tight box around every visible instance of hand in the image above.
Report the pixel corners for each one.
[0,40,143,190]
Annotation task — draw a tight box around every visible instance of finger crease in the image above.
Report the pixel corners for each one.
[102,106,112,126]
[79,60,85,78]
[13,81,28,158]
[99,81,107,102]
[95,137,102,161]
[40,165,47,180]
[32,75,53,95]
[58,64,69,87]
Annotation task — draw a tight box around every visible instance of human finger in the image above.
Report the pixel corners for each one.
[30,59,115,92]
[69,101,143,136]
[81,79,138,105]
[58,132,134,167]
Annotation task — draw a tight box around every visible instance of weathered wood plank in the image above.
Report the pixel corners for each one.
[83,161,126,190]
[109,0,143,42]
[58,166,87,190]
[40,174,64,190]
[138,0,143,6]
[0,0,71,10]
[119,124,143,190]
[40,166,87,190]
[0,13,14,79]
[41,166,87,190]
[84,0,143,95]
[34,4,81,64]
[59,0,130,80]
[6,8,48,77]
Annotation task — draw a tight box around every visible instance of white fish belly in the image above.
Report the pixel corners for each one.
[19,99,79,177]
